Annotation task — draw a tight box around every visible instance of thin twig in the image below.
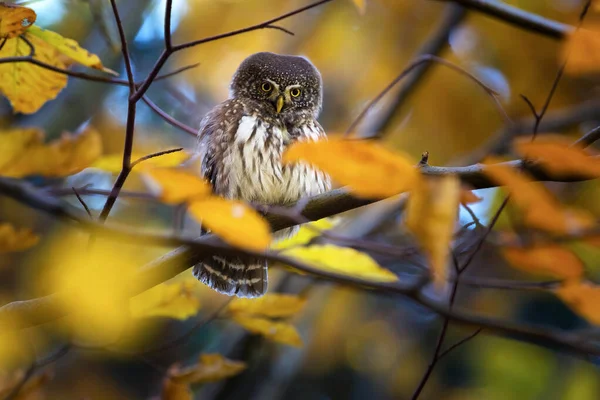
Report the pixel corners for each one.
[345,55,508,136]
[437,328,483,360]
[108,0,135,90]
[130,147,184,168]
[142,95,198,137]
[71,187,93,219]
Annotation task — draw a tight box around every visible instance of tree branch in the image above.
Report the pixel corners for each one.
[364,3,467,138]
[437,0,573,39]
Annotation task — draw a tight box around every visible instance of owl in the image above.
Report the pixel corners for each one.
[194,52,331,298]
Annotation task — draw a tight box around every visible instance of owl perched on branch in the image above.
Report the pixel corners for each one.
[194,52,331,298]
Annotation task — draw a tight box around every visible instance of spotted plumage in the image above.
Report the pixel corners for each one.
[194,52,331,298]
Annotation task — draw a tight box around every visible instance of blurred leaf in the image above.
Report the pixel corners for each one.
[282,138,419,198]
[188,197,272,251]
[406,175,460,289]
[161,377,192,400]
[130,278,201,321]
[228,293,307,318]
[483,158,595,234]
[475,336,555,400]
[0,223,39,253]
[231,315,303,347]
[513,135,600,178]
[555,280,600,324]
[283,244,398,282]
[501,245,583,280]
[26,25,116,75]
[144,168,212,204]
[271,218,335,250]
[0,127,102,177]
[93,151,190,174]
[0,370,50,400]
[563,28,600,75]
[351,0,366,15]
[0,2,36,39]
[170,353,246,384]
[460,188,483,205]
[43,233,146,345]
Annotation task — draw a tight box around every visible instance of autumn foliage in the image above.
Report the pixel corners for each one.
[2,0,600,399]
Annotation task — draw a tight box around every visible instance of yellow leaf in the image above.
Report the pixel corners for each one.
[0,36,68,113]
[93,151,190,174]
[39,233,149,346]
[483,158,595,234]
[0,3,36,39]
[513,135,600,178]
[0,223,39,253]
[170,353,247,384]
[144,168,212,204]
[271,218,335,250]
[0,127,102,177]
[406,175,460,289]
[228,293,307,318]
[502,245,584,280]
[231,315,303,347]
[563,28,600,75]
[555,280,600,325]
[282,244,398,283]
[130,278,202,320]
[188,197,272,251]
[351,0,366,15]
[25,25,116,75]
[282,138,419,198]
[161,377,192,400]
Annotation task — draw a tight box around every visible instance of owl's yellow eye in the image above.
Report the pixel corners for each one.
[290,88,301,98]
[261,82,272,92]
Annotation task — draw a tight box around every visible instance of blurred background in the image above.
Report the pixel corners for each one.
[2,0,600,398]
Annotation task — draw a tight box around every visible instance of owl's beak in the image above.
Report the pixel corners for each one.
[275,95,284,113]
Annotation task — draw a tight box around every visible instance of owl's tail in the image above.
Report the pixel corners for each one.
[193,256,268,298]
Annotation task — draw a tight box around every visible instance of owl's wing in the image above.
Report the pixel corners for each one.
[197,99,244,195]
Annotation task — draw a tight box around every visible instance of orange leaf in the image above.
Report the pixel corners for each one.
[0,3,36,39]
[144,169,212,204]
[170,354,246,384]
[482,158,595,234]
[502,245,584,280]
[555,281,600,325]
[513,135,600,178]
[563,28,600,75]
[460,188,483,205]
[0,223,39,253]
[188,197,272,251]
[283,138,419,198]
[406,175,460,290]
[161,377,192,400]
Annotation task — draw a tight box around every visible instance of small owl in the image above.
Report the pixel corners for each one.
[194,52,331,298]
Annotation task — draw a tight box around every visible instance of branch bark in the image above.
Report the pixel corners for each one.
[438,0,573,39]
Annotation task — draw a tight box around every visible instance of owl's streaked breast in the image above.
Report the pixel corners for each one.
[224,115,329,205]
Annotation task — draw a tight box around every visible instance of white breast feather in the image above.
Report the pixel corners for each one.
[226,115,329,205]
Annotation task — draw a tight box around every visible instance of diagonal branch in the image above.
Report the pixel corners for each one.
[437,0,573,39]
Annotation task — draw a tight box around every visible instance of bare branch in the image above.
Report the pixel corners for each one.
[437,0,573,39]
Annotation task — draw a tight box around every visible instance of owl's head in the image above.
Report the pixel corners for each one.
[230,52,323,119]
